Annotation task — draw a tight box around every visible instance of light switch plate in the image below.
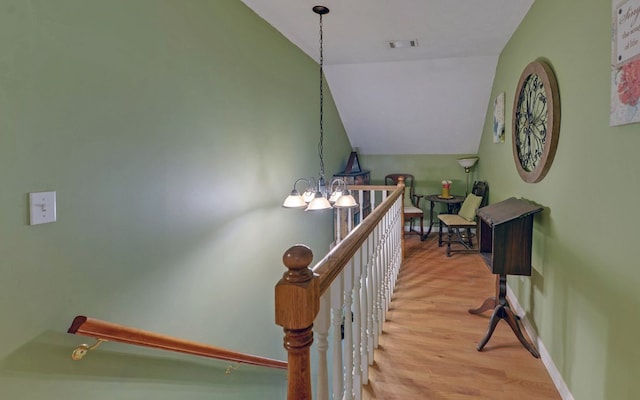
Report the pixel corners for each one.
[29,191,57,225]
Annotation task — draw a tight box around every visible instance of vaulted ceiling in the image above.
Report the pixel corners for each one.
[240,0,534,155]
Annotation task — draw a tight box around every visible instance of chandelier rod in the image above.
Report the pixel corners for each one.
[314,5,329,184]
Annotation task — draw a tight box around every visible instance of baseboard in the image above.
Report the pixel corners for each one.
[506,285,574,400]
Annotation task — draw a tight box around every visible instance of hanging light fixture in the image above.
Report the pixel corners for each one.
[282,5,357,211]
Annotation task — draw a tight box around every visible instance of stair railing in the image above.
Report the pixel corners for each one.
[275,181,405,399]
[67,315,287,369]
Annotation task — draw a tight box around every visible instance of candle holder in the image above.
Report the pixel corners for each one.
[440,180,452,199]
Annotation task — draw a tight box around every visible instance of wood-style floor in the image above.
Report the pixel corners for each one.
[362,233,561,400]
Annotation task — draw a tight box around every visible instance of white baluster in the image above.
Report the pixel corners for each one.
[365,233,376,362]
[360,238,371,381]
[385,214,393,311]
[379,220,389,324]
[352,249,363,400]
[370,227,379,348]
[343,260,354,400]
[331,273,344,400]
[314,293,331,400]
[375,223,385,341]
[335,208,342,244]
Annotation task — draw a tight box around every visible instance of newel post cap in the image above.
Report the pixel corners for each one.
[275,245,320,329]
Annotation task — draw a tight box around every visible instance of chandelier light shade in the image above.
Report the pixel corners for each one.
[282,193,306,208]
[282,178,313,208]
[334,191,358,208]
[306,192,333,211]
[282,5,357,212]
[328,178,358,208]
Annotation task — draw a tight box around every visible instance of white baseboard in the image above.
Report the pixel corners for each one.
[506,285,574,400]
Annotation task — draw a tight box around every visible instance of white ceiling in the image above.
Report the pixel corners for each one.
[240,0,534,155]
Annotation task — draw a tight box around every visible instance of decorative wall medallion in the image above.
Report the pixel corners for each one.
[512,60,561,183]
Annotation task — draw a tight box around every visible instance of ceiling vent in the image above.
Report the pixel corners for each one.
[388,39,418,49]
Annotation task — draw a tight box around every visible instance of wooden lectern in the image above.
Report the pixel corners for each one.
[468,197,543,358]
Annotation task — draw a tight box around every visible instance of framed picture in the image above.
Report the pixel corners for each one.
[344,152,361,173]
[493,92,505,143]
[611,0,640,126]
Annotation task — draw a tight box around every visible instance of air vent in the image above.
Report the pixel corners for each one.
[388,39,418,49]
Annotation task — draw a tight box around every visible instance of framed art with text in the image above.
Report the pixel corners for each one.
[611,0,640,126]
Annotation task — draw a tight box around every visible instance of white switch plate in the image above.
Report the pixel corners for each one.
[29,191,57,225]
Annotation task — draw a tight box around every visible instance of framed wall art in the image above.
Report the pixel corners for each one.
[493,92,505,143]
[611,0,640,126]
[512,60,561,183]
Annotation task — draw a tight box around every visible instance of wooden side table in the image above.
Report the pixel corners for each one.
[423,194,465,239]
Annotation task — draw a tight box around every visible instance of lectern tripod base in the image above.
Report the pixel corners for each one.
[468,274,540,358]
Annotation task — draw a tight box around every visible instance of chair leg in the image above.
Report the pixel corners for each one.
[438,222,444,247]
[419,216,424,241]
[446,227,478,256]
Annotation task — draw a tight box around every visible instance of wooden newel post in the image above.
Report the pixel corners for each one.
[275,245,320,400]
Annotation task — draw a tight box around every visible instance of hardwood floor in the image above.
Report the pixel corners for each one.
[362,234,561,400]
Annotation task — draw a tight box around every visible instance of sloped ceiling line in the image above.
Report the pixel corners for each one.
[240,0,534,155]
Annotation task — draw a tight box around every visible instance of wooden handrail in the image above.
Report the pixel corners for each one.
[67,315,287,370]
[345,184,394,191]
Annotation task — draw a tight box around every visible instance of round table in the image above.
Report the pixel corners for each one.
[423,194,465,239]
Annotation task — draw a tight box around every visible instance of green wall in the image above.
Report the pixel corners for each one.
[478,1,639,399]
[3,0,636,398]
[0,1,351,398]
[363,2,640,398]
[360,154,481,222]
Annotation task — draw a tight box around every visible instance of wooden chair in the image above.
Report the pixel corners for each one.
[385,173,425,240]
[438,181,488,256]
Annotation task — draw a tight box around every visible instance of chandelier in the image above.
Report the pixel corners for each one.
[282,5,357,211]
